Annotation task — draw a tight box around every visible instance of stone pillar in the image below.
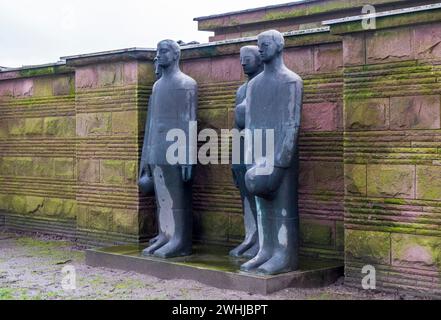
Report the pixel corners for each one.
[66,51,156,246]
[0,65,77,236]
[328,7,441,296]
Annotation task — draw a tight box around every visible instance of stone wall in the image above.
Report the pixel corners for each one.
[329,9,441,297]
[0,66,77,238]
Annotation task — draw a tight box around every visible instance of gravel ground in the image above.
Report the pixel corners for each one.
[0,229,417,300]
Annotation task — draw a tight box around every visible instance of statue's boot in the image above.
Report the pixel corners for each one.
[153,209,192,258]
[242,241,259,259]
[230,236,255,258]
[230,167,258,258]
[255,216,299,275]
[240,201,273,272]
[142,233,168,256]
[149,234,161,245]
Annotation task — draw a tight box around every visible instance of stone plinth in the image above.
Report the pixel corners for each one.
[86,244,343,295]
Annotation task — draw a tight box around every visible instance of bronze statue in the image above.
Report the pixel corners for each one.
[139,40,198,258]
[139,57,163,246]
[240,30,303,275]
[230,46,263,258]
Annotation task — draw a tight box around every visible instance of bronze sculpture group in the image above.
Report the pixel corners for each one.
[139,30,303,275]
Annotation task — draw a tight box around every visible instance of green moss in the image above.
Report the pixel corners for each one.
[300,221,333,247]
[24,118,44,135]
[345,229,391,264]
[19,66,55,78]
[44,116,75,137]
[54,158,74,179]
[101,160,125,184]
[331,8,441,35]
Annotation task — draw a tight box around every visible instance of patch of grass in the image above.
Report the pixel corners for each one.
[0,288,14,300]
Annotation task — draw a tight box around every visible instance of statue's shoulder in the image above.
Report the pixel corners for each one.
[283,68,303,85]
[248,72,264,88]
[237,82,247,95]
[178,72,197,89]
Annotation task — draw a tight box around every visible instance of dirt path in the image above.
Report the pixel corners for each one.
[0,229,412,300]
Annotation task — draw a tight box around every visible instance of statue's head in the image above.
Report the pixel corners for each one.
[240,46,262,76]
[156,39,181,68]
[257,30,285,63]
[153,57,163,79]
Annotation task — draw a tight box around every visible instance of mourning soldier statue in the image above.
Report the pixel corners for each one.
[241,30,303,275]
[230,46,263,258]
[138,40,198,258]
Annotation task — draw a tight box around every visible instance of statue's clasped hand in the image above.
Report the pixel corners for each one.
[245,158,284,199]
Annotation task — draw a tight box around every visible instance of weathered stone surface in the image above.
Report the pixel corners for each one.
[367,165,415,199]
[101,160,125,184]
[300,220,334,247]
[345,98,389,131]
[24,118,44,135]
[343,34,365,66]
[211,55,242,82]
[88,207,113,231]
[76,67,98,89]
[345,164,366,196]
[0,157,15,176]
[345,229,391,264]
[314,43,342,73]
[33,77,53,97]
[32,157,54,177]
[284,47,314,74]
[413,22,441,60]
[97,63,123,86]
[10,195,27,214]
[416,165,441,201]
[76,205,89,228]
[124,161,137,185]
[8,119,25,136]
[42,198,64,216]
[392,234,441,269]
[198,109,228,131]
[44,116,75,137]
[14,157,33,176]
[228,214,245,240]
[112,209,137,235]
[182,58,212,83]
[0,81,14,97]
[53,76,73,96]
[299,161,344,193]
[366,28,413,63]
[335,221,344,251]
[0,120,8,138]
[76,113,111,136]
[12,79,33,97]
[112,111,137,134]
[25,196,45,215]
[197,212,229,241]
[61,199,77,219]
[137,62,155,86]
[78,159,100,183]
[122,61,138,85]
[54,158,74,179]
[390,95,440,130]
[301,102,339,131]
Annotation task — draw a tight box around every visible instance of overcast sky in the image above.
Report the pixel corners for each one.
[0,0,303,68]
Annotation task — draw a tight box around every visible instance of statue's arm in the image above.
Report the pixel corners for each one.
[139,96,153,179]
[235,85,246,129]
[276,80,303,168]
[182,84,198,182]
